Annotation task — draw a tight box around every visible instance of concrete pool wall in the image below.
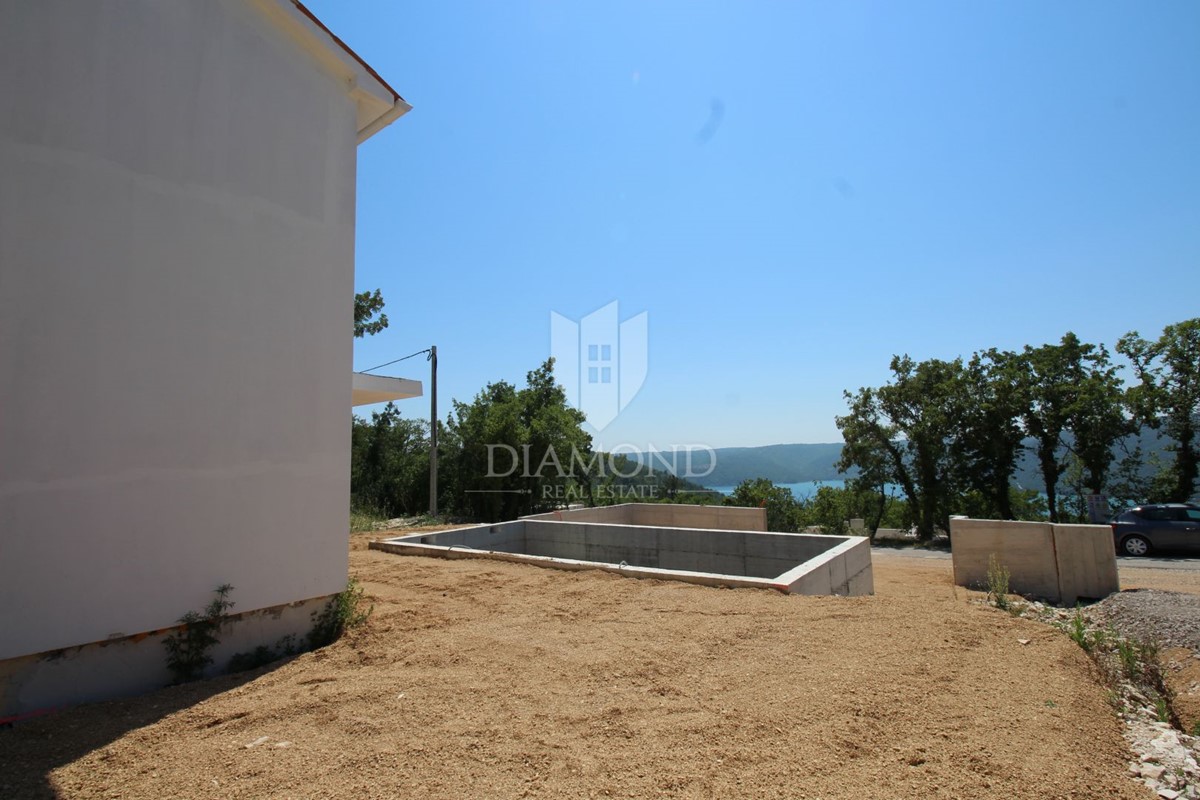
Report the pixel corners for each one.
[520,503,768,532]
[370,518,873,596]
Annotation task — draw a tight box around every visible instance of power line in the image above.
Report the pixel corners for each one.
[360,348,431,374]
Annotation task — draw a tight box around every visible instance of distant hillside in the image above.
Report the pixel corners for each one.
[633,431,1173,491]
[1011,428,1171,490]
[635,443,848,486]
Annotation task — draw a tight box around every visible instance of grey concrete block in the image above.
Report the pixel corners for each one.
[1052,524,1118,604]
[950,519,1060,602]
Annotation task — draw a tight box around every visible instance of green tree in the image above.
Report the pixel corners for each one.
[354,289,388,338]
[350,404,429,517]
[953,349,1027,519]
[444,358,593,521]
[1019,333,1121,521]
[1118,318,1200,501]
[837,356,965,541]
[1066,343,1134,500]
[726,478,798,532]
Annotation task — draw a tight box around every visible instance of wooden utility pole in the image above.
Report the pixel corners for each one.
[429,345,438,517]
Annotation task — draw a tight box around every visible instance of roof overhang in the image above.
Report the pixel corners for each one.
[249,0,411,144]
[353,372,423,407]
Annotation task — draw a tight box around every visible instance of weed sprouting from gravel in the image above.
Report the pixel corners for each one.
[1116,637,1139,680]
[1055,607,1184,733]
[986,554,1011,610]
[1068,608,1092,652]
[1154,696,1170,724]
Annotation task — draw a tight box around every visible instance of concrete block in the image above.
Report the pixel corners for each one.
[950,518,1060,602]
[1052,524,1118,604]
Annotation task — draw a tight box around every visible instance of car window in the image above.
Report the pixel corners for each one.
[1137,507,1170,521]
[1186,509,1200,522]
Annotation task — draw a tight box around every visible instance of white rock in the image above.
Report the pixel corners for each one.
[1143,764,1167,780]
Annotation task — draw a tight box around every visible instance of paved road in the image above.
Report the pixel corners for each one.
[872,546,1200,572]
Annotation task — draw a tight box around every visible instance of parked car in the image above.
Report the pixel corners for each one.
[1111,503,1200,556]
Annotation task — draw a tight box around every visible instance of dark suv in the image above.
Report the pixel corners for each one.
[1111,503,1200,556]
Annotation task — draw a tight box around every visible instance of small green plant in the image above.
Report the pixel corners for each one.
[308,579,372,649]
[163,584,234,684]
[1115,637,1140,680]
[985,554,1011,610]
[1067,607,1091,652]
[1190,720,1200,737]
[1154,696,1170,723]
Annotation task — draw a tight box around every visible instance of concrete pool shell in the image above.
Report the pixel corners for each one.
[370,503,873,596]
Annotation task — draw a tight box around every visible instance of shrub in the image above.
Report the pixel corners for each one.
[308,579,372,649]
[163,584,234,684]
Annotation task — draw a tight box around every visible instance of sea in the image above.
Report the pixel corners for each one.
[706,479,864,501]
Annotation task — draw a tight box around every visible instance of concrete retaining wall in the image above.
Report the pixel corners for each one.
[949,518,1118,605]
[373,520,872,596]
[521,503,767,532]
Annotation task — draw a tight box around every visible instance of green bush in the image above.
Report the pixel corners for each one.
[163,584,234,684]
[308,579,372,649]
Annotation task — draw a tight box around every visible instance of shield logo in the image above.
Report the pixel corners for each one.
[550,301,648,431]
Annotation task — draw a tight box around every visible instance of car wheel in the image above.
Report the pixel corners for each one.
[1121,535,1151,557]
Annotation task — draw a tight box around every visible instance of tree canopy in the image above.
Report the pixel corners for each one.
[835,319,1197,538]
[354,289,388,338]
[1119,319,1200,502]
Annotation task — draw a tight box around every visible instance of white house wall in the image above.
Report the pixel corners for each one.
[0,0,363,660]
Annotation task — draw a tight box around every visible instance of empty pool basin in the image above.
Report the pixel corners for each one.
[369,518,873,596]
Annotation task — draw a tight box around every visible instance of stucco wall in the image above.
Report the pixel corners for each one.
[0,1,361,660]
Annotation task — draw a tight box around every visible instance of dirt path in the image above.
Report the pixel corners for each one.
[0,536,1153,799]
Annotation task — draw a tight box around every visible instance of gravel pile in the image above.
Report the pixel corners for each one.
[1089,589,1200,651]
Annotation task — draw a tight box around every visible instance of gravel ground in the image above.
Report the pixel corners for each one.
[1086,588,1200,739]
[1089,590,1200,653]
[0,535,1155,799]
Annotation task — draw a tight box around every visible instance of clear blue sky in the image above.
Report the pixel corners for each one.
[313,1,1200,449]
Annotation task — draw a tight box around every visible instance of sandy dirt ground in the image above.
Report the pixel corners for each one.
[0,535,1177,799]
